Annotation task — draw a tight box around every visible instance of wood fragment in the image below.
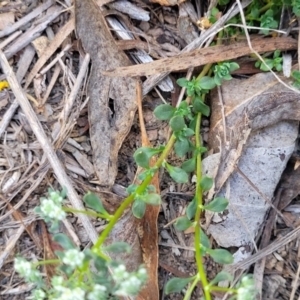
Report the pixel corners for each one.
[0,0,54,38]
[4,5,63,60]
[25,18,75,88]
[103,37,297,77]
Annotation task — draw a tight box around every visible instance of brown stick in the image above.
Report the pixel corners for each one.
[103,37,297,77]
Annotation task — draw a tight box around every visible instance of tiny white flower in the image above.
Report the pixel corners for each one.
[14,257,41,282]
[62,249,84,268]
[87,284,107,300]
[49,191,63,203]
[32,289,46,300]
[55,287,85,300]
[40,199,65,221]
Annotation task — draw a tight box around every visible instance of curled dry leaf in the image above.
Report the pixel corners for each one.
[205,73,300,261]
[75,0,137,187]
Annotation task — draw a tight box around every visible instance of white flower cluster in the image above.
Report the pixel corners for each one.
[112,264,147,297]
[14,257,41,283]
[39,191,66,221]
[237,275,256,300]
[62,249,85,268]
[87,284,107,300]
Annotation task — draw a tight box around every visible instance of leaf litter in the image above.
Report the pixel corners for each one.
[0,0,299,299]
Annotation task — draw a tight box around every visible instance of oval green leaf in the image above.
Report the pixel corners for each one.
[200,229,210,249]
[200,176,213,191]
[203,197,228,212]
[83,192,108,215]
[142,193,161,205]
[103,242,131,254]
[154,104,175,120]
[186,197,197,220]
[132,200,146,219]
[207,248,234,264]
[53,233,75,250]
[182,157,196,173]
[166,164,188,183]
[210,271,233,286]
[174,138,190,157]
[174,216,193,231]
[176,78,189,88]
[193,97,210,116]
[169,115,185,132]
[165,276,194,294]
[198,76,216,90]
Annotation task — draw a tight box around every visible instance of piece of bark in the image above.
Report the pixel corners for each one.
[75,0,137,187]
[103,37,297,77]
[135,82,160,300]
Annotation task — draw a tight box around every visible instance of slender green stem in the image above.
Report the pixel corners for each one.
[35,259,60,266]
[194,112,211,300]
[63,207,112,220]
[183,276,200,300]
[92,134,176,251]
[209,285,238,293]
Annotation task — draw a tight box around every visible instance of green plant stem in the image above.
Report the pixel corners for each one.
[183,275,200,300]
[92,134,176,252]
[246,2,273,20]
[35,259,60,266]
[194,112,211,300]
[209,285,238,293]
[63,207,112,220]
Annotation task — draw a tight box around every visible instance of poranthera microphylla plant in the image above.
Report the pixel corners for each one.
[14,61,255,300]
[14,0,300,299]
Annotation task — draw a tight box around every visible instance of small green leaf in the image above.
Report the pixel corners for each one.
[210,271,233,286]
[174,216,193,231]
[229,62,240,72]
[176,78,189,88]
[174,138,190,157]
[200,176,213,191]
[165,277,194,294]
[83,192,108,215]
[142,193,161,205]
[169,115,185,132]
[199,229,210,249]
[93,256,107,273]
[182,157,196,173]
[60,187,67,199]
[186,197,197,219]
[206,248,234,264]
[103,242,131,254]
[126,184,138,194]
[166,164,188,183]
[132,200,146,218]
[154,104,175,120]
[53,233,75,250]
[183,128,194,137]
[193,98,210,116]
[198,76,216,90]
[133,147,161,168]
[274,50,281,58]
[214,75,222,86]
[203,197,228,212]
[292,70,300,81]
